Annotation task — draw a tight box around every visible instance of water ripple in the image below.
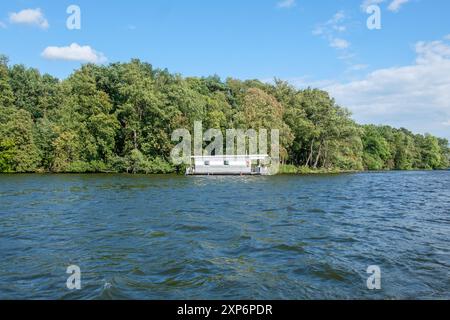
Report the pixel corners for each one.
[0,172,449,299]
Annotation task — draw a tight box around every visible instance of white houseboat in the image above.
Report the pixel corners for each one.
[186,155,271,176]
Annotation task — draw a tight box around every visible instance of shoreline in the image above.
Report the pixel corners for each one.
[0,168,448,176]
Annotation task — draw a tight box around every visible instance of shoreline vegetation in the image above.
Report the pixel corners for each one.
[0,167,448,176]
[1,55,449,175]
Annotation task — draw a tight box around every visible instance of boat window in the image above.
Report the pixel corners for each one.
[224,161,230,166]
[204,161,210,166]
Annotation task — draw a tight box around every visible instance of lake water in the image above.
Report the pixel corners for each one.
[0,171,449,300]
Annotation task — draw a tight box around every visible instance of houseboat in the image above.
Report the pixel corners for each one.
[186,155,272,176]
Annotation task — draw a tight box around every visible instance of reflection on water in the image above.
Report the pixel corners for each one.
[0,171,449,299]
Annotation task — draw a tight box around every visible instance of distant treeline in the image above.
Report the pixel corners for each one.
[0,55,449,174]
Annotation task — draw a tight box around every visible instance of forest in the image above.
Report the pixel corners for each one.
[0,55,449,174]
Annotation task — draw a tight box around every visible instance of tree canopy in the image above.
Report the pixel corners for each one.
[0,56,448,173]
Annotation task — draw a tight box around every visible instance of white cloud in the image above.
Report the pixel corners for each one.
[330,38,350,49]
[320,40,450,140]
[332,11,346,23]
[361,0,385,11]
[41,43,107,64]
[360,0,410,12]
[313,11,352,52]
[347,64,369,71]
[444,34,450,41]
[334,25,347,32]
[277,0,296,8]
[442,120,450,127]
[0,21,6,29]
[9,8,49,29]
[388,0,409,12]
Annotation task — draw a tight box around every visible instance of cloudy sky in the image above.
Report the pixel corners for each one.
[0,0,449,140]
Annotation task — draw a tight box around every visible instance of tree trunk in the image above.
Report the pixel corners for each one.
[306,139,315,167]
[314,142,322,169]
[323,143,329,168]
[133,130,138,150]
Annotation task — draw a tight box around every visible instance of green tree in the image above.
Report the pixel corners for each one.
[0,109,40,172]
[234,88,293,162]
[362,125,391,170]
[0,55,448,174]
[0,55,14,109]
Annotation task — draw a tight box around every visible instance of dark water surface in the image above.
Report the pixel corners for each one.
[0,171,449,300]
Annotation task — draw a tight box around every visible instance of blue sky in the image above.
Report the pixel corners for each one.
[1,0,450,140]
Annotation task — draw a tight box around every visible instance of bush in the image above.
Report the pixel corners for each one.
[67,161,92,173]
[363,154,384,171]
[279,164,298,174]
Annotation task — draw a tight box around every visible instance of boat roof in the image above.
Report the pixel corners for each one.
[191,155,269,160]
